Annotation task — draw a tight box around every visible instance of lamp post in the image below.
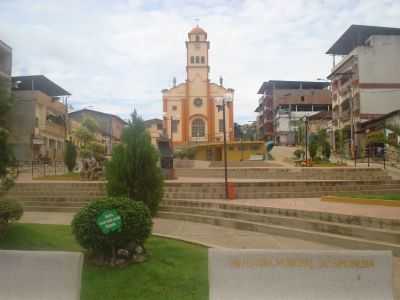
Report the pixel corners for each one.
[217,92,233,199]
[304,115,309,163]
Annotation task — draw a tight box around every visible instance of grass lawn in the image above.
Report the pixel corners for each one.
[338,193,400,201]
[33,172,81,181]
[0,223,208,300]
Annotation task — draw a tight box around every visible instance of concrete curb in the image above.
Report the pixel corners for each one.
[322,196,400,207]
[152,233,221,249]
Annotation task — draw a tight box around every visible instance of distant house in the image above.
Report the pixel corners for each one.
[359,110,400,153]
[255,80,331,145]
[8,75,70,161]
[308,111,332,134]
[69,109,127,155]
[144,118,164,146]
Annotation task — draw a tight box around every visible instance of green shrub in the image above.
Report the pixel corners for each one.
[322,142,331,160]
[64,141,77,172]
[293,149,305,159]
[106,111,163,216]
[0,199,23,234]
[309,139,318,160]
[71,197,152,261]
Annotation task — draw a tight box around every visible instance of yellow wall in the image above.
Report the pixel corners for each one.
[192,142,266,161]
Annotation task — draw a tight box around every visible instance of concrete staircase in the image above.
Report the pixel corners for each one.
[175,167,392,180]
[4,182,106,212]
[164,180,400,199]
[5,176,400,211]
[158,199,400,255]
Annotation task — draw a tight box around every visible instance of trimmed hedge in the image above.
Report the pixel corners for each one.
[71,197,152,260]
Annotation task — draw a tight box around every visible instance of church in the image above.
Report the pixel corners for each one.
[162,26,234,146]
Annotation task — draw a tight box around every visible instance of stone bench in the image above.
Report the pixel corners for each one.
[209,249,393,300]
[0,250,83,300]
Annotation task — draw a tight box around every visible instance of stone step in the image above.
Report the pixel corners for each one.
[159,205,400,244]
[162,199,400,230]
[23,206,82,213]
[21,201,90,207]
[157,211,400,256]
[163,189,400,200]
[163,184,400,193]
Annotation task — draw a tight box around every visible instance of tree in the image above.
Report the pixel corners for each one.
[106,111,163,216]
[309,135,318,160]
[73,117,104,160]
[64,140,77,172]
[0,78,14,188]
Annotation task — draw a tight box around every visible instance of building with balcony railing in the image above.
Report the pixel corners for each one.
[327,24,400,150]
[0,40,12,86]
[255,80,331,145]
[7,75,70,161]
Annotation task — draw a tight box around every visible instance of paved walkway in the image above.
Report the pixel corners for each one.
[19,212,399,298]
[219,197,400,220]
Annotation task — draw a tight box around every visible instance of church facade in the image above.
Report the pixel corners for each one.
[162,26,234,146]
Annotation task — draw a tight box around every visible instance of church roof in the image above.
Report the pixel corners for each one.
[189,25,207,36]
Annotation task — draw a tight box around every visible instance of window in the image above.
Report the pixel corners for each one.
[201,56,205,64]
[194,98,203,107]
[157,123,163,130]
[192,118,205,137]
[172,119,179,133]
[196,35,200,41]
[172,105,177,111]
[300,96,305,102]
[195,56,200,63]
[190,56,194,64]
[219,119,224,133]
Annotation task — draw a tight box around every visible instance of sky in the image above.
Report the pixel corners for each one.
[1,0,400,124]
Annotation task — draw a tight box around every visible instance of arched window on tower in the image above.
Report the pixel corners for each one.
[195,56,200,63]
[201,56,205,64]
[190,56,195,64]
[196,35,200,41]
[192,118,205,137]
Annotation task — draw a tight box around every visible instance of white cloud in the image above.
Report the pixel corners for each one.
[1,0,400,123]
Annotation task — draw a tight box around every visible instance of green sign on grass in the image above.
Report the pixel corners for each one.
[96,209,122,234]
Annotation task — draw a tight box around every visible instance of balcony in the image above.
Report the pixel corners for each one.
[40,121,66,138]
[0,40,12,78]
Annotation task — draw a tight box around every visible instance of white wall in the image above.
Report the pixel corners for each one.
[358,35,400,83]
[360,90,400,114]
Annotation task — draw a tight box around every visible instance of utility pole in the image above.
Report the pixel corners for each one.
[222,96,228,199]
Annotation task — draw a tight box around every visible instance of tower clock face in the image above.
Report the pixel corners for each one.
[194,98,203,107]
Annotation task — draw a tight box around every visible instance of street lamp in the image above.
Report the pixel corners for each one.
[304,115,309,163]
[216,92,233,199]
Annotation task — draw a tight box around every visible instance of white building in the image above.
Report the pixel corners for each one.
[0,40,12,84]
[327,25,400,144]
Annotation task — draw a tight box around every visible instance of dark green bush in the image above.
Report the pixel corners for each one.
[309,139,318,160]
[322,142,331,160]
[293,149,305,159]
[0,199,23,233]
[71,197,152,260]
[64,141,77,172]
[106,111,163,216]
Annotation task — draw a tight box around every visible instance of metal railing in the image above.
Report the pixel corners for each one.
[15,160,67,178]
